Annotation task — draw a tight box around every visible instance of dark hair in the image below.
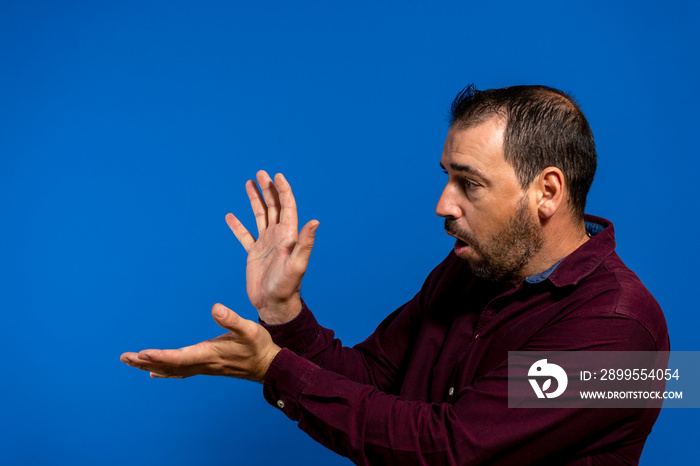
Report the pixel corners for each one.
[449,84,597,219]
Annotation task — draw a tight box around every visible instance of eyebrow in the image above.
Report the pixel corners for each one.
[440,162,488,180]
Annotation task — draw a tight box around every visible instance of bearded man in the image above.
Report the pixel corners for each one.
[122,85,669,465]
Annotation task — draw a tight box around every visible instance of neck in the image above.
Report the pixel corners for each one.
[515,217,589,284]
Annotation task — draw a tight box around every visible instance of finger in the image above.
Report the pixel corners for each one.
[150,372,185,379]
[138,346,204,367]
[212,303,242,331]
[246,179,268,235]
[122,352,160,370]
[122,353,167,373]
[212,303,258,338]
[275,173,298,231]
[257,170,281,225]
[225,213,255,252]
[289,220,319,274]
[120,352,138,363]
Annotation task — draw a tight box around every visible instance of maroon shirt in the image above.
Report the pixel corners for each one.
[262,215,669,465]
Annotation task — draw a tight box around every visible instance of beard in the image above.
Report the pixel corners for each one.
[445,196,544,283]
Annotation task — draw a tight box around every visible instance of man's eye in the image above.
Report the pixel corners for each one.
[442,169,477,190]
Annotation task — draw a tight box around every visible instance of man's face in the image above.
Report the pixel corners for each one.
[437,118,543,282]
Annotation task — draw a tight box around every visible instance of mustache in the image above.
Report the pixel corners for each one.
[444,218,476,245]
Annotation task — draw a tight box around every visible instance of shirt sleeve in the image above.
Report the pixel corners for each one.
[262,317,660,466]
[261,299,416,392]
[260,253,456,392]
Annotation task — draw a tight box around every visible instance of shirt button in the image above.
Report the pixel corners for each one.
[448,387,455,396]
[276,399,285,409]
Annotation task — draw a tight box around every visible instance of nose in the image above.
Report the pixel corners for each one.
[436,183,461,219]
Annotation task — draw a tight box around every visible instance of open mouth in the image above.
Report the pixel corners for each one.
[454,238,471,255]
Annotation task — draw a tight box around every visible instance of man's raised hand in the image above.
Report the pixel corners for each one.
[225,171,319,324]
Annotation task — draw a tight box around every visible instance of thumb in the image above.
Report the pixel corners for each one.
[212,303,245,332]
[290,220,319,272]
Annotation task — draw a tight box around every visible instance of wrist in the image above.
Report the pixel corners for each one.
[254,344,281,383]
[258,296,303,325]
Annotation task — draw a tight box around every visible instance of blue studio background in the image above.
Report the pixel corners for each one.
[1,1,698,464]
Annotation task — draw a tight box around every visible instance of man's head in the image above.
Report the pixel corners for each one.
[437,85,597,282]
[449,84,597,219]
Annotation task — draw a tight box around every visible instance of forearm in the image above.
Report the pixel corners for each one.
[261,311,663,466]
[263,349,637,466]
[261,300,409,391]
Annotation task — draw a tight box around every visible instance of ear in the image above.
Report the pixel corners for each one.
[532,167,565,220]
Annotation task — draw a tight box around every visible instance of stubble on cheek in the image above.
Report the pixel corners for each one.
[443,199,543,282]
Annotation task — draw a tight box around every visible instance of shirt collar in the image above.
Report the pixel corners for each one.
[524,258,564,284]
[524,215,614,286]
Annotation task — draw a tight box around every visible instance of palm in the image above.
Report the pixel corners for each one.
[120,304,281,382]
[245,222,299,308]
[226,171,319,324]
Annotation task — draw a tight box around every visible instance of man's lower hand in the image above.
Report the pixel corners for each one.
[120,303,281,382]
